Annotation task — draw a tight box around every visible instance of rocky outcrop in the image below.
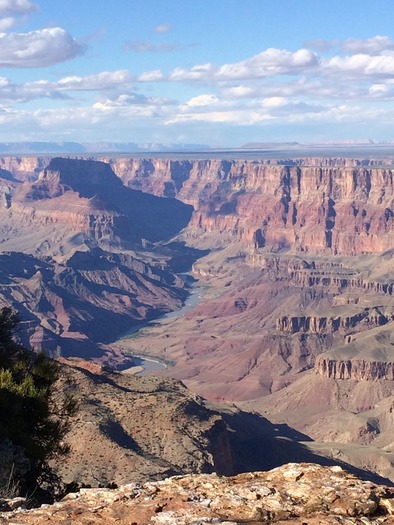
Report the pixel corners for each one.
[2,463,394,524]
[52,364,240,488]
[317,357,394,380]
[248,253,394,294]
[277,310,394,334]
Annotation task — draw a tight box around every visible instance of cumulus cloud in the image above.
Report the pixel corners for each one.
[56,70,132,90]
[167,91,327,126]
[0,16,16,30]
[0,70,133,104]
[325,53,394,77]
[222,85,257,98]
[93,92,162,109]
[184,94,219,107]
[341,35,394,54]
[138,69,164,82]
[0,0,38,29]
[169,63,215,80]
[217,48,320,79]
[0,27,86,67]
[0,0,38,16]
[166,48,320,82]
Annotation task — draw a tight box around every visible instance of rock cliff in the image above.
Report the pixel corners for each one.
[102,157,394,256]
[2,156,393,256]
[0,157,193,257]
[0,158,195,357]
[2,463,394,524]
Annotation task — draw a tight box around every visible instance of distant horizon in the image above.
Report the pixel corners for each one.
[2,140,394,162]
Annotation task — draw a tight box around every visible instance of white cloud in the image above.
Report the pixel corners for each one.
[0,70,133,104]
[0,27,86,67]
[325,53,394,77]
[170,63,215,80]
[0,16,16,30]
[185,94,219,107]
[56,70,132,90]
[165,48,320,82]
[369,83,389,96]
[0,0,37,16]
[342,36,394,55]
[93,93,155,109]
[261,96,287,108]
[222,85,256,98]
[217,48,319,79]
[138,69,164,82]
[166,90,326,126]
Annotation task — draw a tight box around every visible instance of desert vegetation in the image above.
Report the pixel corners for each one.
[0,307,76,502]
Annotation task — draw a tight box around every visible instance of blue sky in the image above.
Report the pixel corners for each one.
[1,0,394,146]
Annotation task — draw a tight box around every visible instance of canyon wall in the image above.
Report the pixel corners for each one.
[2,155,393,257]
[102,157,394,256]
[1,153,390,243]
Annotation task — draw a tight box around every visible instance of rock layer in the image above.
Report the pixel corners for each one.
[3,156,393,256]
[102,157,394,256]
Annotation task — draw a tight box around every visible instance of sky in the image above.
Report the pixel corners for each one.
[2,0,394,146]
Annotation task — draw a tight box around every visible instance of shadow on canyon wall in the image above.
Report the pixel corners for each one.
[218,409,394,487]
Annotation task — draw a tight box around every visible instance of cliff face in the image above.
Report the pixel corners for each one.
[316,356,394,380]
[0,156,50,181]
[0,158,194,357]
[103,158,394,256]
[276,310,394,334]
[2,156,393,256]
[0,158,193,257]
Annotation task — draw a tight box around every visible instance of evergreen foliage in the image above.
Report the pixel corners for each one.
[0,307,76,499]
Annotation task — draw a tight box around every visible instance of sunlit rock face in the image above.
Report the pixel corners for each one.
[105,157,394,255]
[3,156,393,256]
[1,463,394,523]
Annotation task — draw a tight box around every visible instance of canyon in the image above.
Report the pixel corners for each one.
[0,154,393,486]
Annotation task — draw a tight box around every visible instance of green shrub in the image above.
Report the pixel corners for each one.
[0,307,76,500]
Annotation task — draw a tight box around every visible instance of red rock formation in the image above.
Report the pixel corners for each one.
[317,357,394,380]
[276,310,394,334]
[2,155,393,256]
[99,158,394,256]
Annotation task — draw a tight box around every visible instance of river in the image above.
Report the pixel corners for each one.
[119,277,207,376]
